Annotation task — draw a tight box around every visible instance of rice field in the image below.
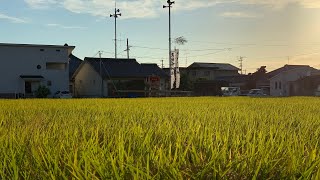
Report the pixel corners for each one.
[0,97,319,179]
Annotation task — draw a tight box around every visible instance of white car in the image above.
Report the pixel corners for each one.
[247,89,267,97]
[54,91,72,98]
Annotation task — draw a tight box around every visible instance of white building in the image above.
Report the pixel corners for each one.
[269,65,319,96]
[0,43,75,98]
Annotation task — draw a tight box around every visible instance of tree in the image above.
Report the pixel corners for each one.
[247,66,267,89]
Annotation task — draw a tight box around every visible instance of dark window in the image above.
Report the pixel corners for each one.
[204,71,210,76]
[56,49,61,52]
[40,49,44,51]
[37,65,41,69]
[275,82,278,89]
[93,80,95,85]
[279,82,282,89]
[46,62,67,70]
[47,81,52,86]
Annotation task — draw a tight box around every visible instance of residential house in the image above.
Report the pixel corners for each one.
[289,75,320,96]
[72,57,169,97]
[187,62,240,81]
[268,65,319,96]
[0,43,75,98]
[69,54,83,95]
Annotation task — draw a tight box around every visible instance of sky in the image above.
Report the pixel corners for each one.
[1,0,320,73]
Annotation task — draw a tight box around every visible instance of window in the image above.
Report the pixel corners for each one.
[46,62,67,70]
[79,80,82,84]
[37,65,41,69]
[204,71,210,76]
[275,82,278,89]
[47,81,52,86]
[93,80,95,85]
[40,49,45,51]
[56,49,61,52]
[279,82,282,89]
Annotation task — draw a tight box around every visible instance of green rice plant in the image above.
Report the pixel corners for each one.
[0,97,319,179]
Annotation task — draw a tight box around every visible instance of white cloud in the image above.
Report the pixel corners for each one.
[24,0,320,19]
[0,12,29,23]
[46,23,87,29]
[220,12,258,18]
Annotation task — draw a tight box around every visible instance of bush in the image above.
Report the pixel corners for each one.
[35,85,51,98]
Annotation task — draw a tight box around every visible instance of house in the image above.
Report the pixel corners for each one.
[268,65,319,96]
[187,62,240,81]
[289,75,320,96]
[69,54,83,95]
[0,43,75,98]
[72,57,169,97]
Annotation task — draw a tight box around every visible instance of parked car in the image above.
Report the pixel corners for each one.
[221,87,241,96]
[247,89,267,97]
[54,91,72,98]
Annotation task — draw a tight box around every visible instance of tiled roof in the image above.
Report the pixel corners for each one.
[188,62,240,71]
[84,58,167,78]
[140,64,169,77]
[267,65,313,78]
[69,54,83,79]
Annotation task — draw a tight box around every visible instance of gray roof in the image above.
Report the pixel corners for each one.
[188,62,240,71]
[140,64,169,77]
[267,65,315,78]
[83,58,168,78]
[69,54,83,79]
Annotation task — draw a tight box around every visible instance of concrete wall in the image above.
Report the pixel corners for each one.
[0,45,70,96]
[74,62,108,97]
[270,67,314,96]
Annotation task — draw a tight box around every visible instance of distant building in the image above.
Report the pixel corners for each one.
[187,62,240,81]
[0,43,75,98]
[268,65,319,96]
[72,58,169,97]
[289,75,320,96]
[69,54,83,95]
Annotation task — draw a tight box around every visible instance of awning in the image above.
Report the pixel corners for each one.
[20,75,44,81]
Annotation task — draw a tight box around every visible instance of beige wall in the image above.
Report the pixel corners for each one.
[74,62,108,97]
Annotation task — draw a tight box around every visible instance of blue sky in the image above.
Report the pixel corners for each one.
[1,0,320,72]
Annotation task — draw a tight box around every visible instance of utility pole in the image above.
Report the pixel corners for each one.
[125,38,130,59]
[110,3,121,59]
[161,59,164,69]
[239,56,245,75]
[99,51,104,97]
[163,0,175,90]
[287,56,290,65]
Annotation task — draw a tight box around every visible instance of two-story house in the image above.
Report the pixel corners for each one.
[0,43,75,98]
[187,62,240,81]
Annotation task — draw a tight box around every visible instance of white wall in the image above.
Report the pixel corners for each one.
[74,62,108,97]
[0,45,71,95]
[270,67,314,96]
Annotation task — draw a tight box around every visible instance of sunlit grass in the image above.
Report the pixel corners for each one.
[0,97,319,179]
